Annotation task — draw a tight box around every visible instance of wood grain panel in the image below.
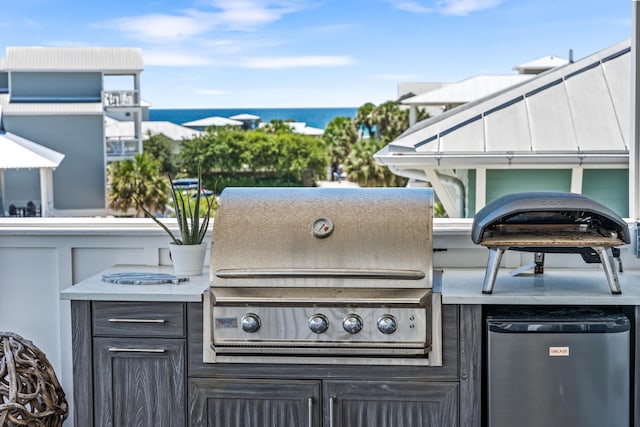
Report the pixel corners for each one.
[189,378,320,427]
[459,304,482,427]
[93,337,186,427]
[324,380,458,427]
[93,301,185,337]
[71,300,93,426]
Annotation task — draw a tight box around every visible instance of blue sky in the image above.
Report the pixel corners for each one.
[0,0,633,108]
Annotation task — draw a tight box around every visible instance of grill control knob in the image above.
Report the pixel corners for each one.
[241,313,261,333]
[308,314,329,334]
[377,315,398,334]
[343,314,363,334]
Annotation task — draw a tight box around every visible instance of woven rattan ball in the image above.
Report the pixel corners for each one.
[0,332,68,426]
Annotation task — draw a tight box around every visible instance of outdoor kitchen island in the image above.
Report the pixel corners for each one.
[61,264,640,427]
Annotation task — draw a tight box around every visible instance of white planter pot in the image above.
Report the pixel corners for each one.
[169,242,207,276]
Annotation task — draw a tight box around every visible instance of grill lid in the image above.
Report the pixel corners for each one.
[210,187,434,288]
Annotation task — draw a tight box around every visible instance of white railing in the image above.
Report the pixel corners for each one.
[102,90,140,108]
[106,136,139,158]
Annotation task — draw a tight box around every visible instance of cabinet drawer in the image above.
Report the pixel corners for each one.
[93,302,185,337]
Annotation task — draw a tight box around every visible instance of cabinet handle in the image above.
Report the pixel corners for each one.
[307,397,313,427]
[108,347,166,353]
[329,396,335,427]
[108,318,166,323]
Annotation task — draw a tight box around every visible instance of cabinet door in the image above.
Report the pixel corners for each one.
[324,380,458,427]
[94,337,186,427]
[189,378,321,427]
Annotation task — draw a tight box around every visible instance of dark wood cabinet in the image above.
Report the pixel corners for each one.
[189,379,321,427]
[324,380,458,427]
[70,301,481,427]
[71,301,188,427]
[187,378,457,427]
[93,337,186,427]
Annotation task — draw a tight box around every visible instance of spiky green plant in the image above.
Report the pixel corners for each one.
[136,166,215,245]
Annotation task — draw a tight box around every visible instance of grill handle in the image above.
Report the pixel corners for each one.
[108,348,166,353]
[216,268,425,280]
[108,318,166,324]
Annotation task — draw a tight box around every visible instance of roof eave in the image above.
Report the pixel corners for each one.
[374,150,630,169]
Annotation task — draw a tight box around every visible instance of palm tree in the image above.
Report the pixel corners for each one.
[373,101,409,143]
[108,153,169,217]
[355,102,376,139]
[323,116,358,178]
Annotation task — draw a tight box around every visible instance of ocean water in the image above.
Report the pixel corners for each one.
[149,107,358,130]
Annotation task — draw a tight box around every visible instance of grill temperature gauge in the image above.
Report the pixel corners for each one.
[311,217,334,238]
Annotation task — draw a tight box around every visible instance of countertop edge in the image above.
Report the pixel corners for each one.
[60,265,210,302]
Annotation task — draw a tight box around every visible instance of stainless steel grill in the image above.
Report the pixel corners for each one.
[472,192,630,294]
[203,187,440,366]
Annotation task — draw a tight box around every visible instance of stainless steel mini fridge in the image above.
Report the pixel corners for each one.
[487,307,630,427]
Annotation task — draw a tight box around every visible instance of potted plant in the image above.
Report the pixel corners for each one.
[137,166,215,276]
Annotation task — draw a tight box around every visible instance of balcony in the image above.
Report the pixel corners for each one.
[106,136,140,159]
[102,90,140,108]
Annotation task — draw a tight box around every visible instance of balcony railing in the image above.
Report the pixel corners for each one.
[106,136,140,158]
[102,90,140,108]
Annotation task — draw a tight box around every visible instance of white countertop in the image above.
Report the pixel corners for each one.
[441,267,640,305]
[61,264,640,306]
[60,265,210,302]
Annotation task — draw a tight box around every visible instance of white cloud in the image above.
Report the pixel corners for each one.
[243,55,355,69]
[98,11,218,43]
[387,0,502,15]
[143,50,213,66]
[98,1,310,44]
[436,0,503,15]
[391,1,433,13]
[211,0,304,30]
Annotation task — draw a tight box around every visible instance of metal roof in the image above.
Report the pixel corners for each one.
[105,117,202,141]
[0,131,64,169]
[182,116,243,127]
[402,74,535,106]
[377,39,631,169]
[3,47,143,73]
[513,55,570,73]
[229,113,260,120]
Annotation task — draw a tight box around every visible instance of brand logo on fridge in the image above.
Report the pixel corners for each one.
[549,346,570,356]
